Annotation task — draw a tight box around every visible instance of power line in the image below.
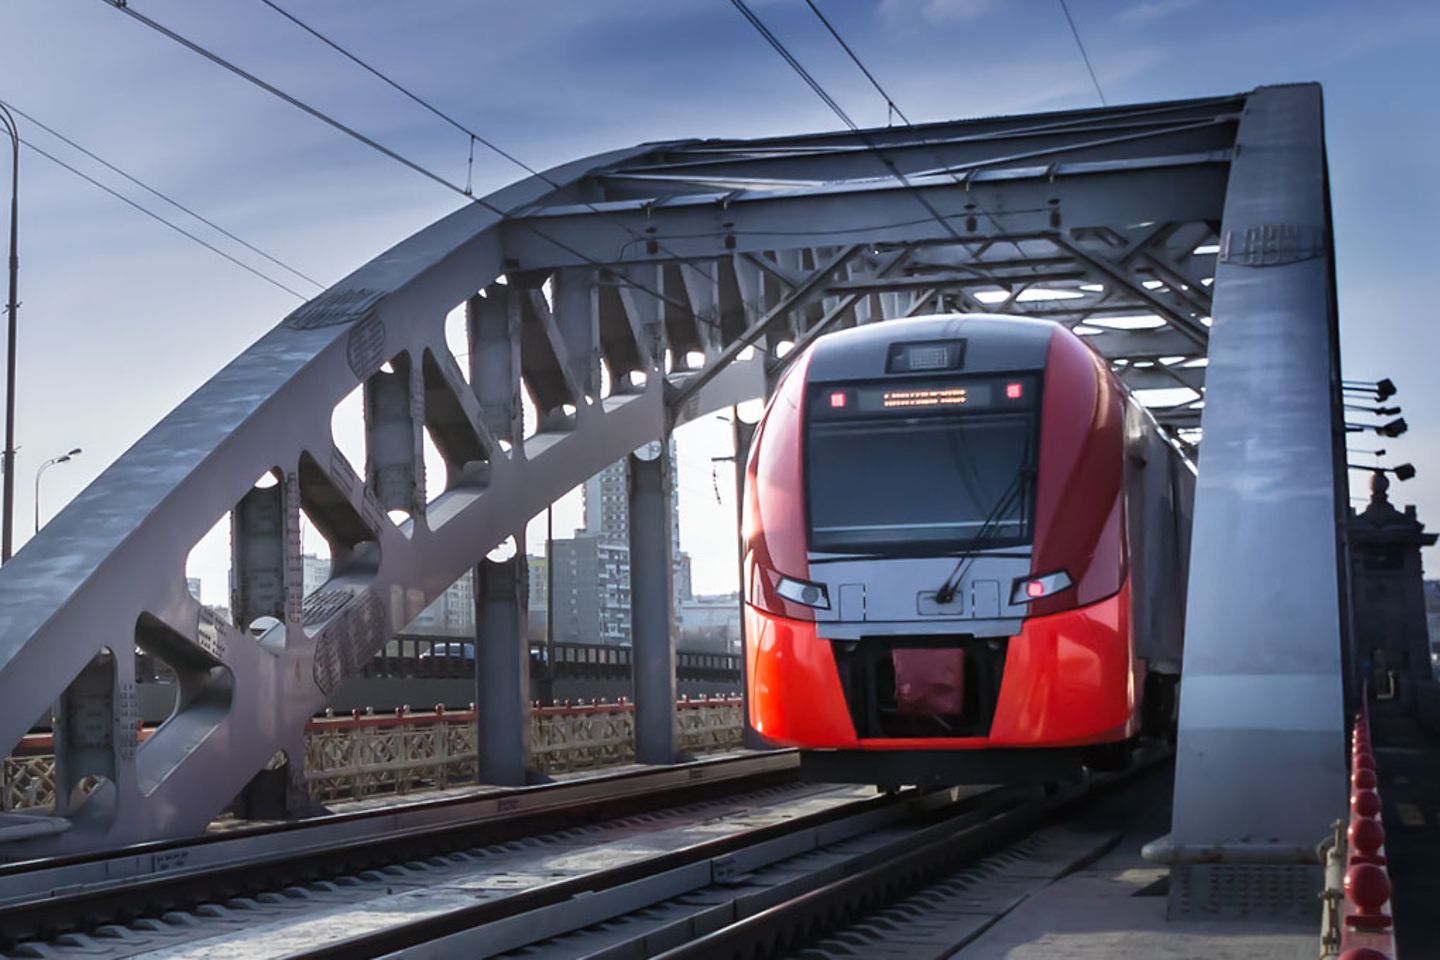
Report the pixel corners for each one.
[97,0,724,334]
[728,0,857,130]
[744,0,1040,337]
[801,0,910,126]
[727,0,976,251]
[18,137,309,299]
[250,0,723,289]
[252,0,536,193]
[1057,0,1107,106]
[0,99,325,291]
[99,1,479,204]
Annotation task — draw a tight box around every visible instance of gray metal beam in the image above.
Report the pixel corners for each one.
[1116,364,1205,391]
[671,245,864,407]
[504,163,1230,266]
[603,108,1240,196]
[475,553,530,785]
[1054,235,1210,347]
[629,444,677,764]
[1083,328,1200,359]
[1156,83,1345,912]
[730,413,767,752]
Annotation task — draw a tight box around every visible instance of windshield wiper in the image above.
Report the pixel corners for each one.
[932,467,1032,605]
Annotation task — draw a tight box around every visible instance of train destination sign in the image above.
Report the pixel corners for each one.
[813,376,1033,418]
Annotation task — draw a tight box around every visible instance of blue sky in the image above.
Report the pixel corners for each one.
[2,0,1439,602]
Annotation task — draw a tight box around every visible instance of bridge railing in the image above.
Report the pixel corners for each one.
[4,696,744,811]
[352,638,742,684]
[1319,691,1398,959]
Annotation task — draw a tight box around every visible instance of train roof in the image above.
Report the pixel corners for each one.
[804,313,1060,383]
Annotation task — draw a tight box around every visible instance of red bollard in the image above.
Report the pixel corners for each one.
[1351,788,1382,819]
[1343,863,1393,929]
[1348,816,1387,866]
[1351,768,1378,791]
[1338,949,1390,960]
[1353,750,1377,772]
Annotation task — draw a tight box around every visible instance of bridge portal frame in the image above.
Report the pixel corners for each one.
[0,86,1347,871]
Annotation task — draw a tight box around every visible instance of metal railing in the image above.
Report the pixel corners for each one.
[4,696,744,811]
[1319,687,1398,959]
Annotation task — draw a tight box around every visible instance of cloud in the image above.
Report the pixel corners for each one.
[1116,0,1200,24]
[879,0,997,25]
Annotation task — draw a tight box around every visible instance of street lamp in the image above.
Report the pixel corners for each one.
[0,103,18,563]
[1342,378,1397,401]
[1345,417,1408,438]
[35,448,81,534]
[1348,462,1416,482]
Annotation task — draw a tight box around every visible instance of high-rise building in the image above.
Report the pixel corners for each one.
[407,570,475,633]
[527,555,549,642]
[442,570,474,629]
[580,458,633,545]
[550,538,630,645]
[678,592,742,654]
[575,444,692,638]
[301,554,331,598]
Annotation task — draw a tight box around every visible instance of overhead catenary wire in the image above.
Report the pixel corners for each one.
[728,0,857,131]
[1057,0,1108,106]
[96,0,722,333]
[732,0,1030,311]
[0,98,325,292]
[253,0,552,188]
[18,137,309,299]
[801,0,910,126]
[252,0,723,287]
[728,0,975,253]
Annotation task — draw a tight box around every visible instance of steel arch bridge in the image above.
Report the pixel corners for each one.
[0,85,1347,866]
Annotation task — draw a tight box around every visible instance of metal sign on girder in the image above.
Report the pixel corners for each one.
[0,86,1346,867]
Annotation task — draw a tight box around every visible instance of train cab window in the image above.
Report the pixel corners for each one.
[805,378,1036,554]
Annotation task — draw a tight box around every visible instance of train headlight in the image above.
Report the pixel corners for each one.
[1010,570,1073,605]
[775,575,831,610]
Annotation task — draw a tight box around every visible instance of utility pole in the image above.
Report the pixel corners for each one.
[545,504,554,647]
[0,103,18,563]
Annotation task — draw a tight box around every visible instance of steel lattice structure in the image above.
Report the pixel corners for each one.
[0,85,1347,868]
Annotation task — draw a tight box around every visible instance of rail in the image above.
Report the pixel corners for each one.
[3,696,743,811]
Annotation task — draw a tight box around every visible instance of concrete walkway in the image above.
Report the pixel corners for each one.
[954,766,1314,960]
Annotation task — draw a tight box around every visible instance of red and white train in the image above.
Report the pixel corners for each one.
[741,314,1193,786]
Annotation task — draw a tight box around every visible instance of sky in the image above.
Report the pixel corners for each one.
[1,0,1438,606]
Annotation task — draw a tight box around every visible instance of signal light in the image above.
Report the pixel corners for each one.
[1006,382,1024,400]
[829,391,847,409]
[1025,580,1045,598]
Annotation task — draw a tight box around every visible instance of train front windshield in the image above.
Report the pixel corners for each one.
[805,377,1037,554]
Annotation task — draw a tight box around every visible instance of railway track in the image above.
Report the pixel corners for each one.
[1,748,1167,959]
[0,751,796,950]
